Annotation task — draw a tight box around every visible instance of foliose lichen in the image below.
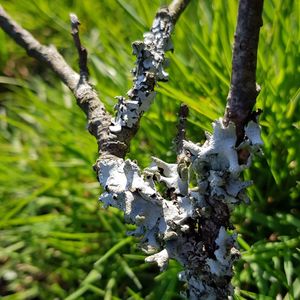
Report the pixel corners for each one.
[109,9,174,133]
[98,117,263,299]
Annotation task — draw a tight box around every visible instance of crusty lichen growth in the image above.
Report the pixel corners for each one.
[97,118,263,299]
[109,8,174,133]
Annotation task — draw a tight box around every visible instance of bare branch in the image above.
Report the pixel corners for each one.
[175,103,189,155]
[168,0,191,22]
[0,5,79,93]
[0,5,112,157]
[70,13,89,78]
[224,0,264,143]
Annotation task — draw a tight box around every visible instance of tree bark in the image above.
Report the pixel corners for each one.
[224,0,264,144]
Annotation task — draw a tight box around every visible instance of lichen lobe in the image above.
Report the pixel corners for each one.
[98,117,263,299]
[109,9,174,133]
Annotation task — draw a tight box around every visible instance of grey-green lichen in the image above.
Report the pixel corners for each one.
[98,117,263,299]
[109,9,174,133]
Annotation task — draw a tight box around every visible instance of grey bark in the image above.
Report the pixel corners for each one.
[224,0,264,144]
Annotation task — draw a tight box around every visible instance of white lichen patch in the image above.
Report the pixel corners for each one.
[98,117,262,299]
[98,157,193,253]
[145,156,189,195]
[207,227,238,276]
[109,10,174,133]
[145,248,169,270]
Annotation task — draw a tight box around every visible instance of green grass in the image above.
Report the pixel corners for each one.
[0,0,299,299]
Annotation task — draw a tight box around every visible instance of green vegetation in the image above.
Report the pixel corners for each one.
[0,0,299,299]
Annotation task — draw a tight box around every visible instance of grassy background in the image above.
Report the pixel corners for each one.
[0,0,299,299]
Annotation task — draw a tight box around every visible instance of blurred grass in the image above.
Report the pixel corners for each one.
[0,0,299,299]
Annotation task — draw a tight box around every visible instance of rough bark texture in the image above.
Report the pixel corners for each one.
[175,104,189,155]
[0,0,264,298]
[224,0,264,144]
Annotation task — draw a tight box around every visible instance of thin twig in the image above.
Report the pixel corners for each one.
[0,5,79,93]
[224,0,263,143]
[175,103,189,155]
[0,5,112,157]
[70,13,89,78]
[168,0,191,22]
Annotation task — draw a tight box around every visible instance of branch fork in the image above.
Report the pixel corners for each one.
[0,1,264,298]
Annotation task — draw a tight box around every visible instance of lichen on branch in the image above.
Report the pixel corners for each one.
[109,8,175,133]
[0,0,264,298]
[97,117,263,299]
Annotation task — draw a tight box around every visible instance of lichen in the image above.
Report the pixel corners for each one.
[98,117,263,299]
[109,9,174,133]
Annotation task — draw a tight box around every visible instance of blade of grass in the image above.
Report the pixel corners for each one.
[94,236,133,267]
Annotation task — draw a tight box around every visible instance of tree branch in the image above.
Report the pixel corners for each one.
[0,5,112,157]
[0,5,79,92]
[107,0,190,159]
[70,13,89,78]
[97,0,263,297]
[0,0,190,162]
[224,0,264,143]
[168,0,191,22]
[175,103,189,155]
